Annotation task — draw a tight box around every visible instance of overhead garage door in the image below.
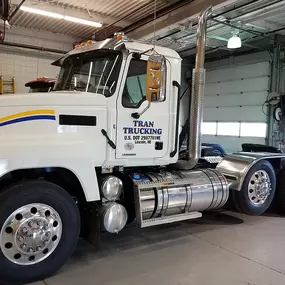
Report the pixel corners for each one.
[202,55,270,153]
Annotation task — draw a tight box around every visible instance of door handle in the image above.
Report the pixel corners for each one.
[131,112,140,119]
[131,101,151,119]
[101,129,116,149]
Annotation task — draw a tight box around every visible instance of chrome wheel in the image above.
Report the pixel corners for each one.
[248,170,271,205]
[0,203,62,265]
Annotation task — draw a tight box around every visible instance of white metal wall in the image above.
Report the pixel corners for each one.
[203,52,271,153]
[0,26,78,93]
[0,49,59,93]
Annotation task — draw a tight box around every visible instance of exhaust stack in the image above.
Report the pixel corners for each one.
[176,7,211,170]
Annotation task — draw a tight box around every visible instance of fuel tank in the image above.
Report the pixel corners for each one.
[134,169,229,227]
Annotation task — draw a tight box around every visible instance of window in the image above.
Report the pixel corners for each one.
[55,50,122,97]
[122,59,147,108]
[240,122,267,138]
[217,122,240,136]
[201,122,217,135]
[202,121,267,138]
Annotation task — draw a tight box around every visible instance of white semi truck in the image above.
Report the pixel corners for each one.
[0,7,285,283]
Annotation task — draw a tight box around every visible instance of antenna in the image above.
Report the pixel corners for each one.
[153,0,157,50]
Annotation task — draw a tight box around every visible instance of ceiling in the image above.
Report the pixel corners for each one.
[136,0,285,58]
[8,0,192,40]
[5,0,285,58]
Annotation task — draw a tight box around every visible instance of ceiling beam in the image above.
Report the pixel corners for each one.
[121,0,193,35]
[212,18,285,46]
[127,0,234,40]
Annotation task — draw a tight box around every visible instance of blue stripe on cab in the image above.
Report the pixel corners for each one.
[0,115,56,127]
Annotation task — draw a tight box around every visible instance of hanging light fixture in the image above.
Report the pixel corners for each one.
[227,34,242,49]
[227,22,242,49]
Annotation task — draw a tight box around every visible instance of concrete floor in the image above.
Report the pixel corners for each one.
[31,211,285,285]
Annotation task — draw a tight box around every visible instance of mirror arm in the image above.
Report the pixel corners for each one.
[131,101,151,119]
[132,48,155,60]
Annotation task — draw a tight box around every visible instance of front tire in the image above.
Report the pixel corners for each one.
[233,160,276,215]
[0,180,80,283]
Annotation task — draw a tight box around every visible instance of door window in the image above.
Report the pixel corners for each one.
[122,59,147,108]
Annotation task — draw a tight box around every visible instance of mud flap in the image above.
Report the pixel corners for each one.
[81,203,101,248]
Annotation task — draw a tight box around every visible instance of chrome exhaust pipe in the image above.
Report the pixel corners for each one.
[176,6,211,170]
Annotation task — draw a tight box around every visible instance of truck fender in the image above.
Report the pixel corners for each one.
[0,158,101,202]
[216,152,285,191]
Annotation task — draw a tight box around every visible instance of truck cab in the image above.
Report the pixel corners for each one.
[52,38,181,167]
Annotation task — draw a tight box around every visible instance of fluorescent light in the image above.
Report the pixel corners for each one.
[227,35,242,49]
[64,16,102,28]
[20,6,102,28]
[20,6,64,19]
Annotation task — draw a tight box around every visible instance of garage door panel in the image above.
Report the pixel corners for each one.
[204,107,240,121]
[205,76,269,96]
[206,62,270,83]
[240,106,267,122]
[204,91,268,107]
[204,106,266,122]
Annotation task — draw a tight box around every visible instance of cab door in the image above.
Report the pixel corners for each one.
[116,54,171,160]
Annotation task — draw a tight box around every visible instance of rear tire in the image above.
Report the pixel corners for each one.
[0,180,80,283]
[234,160,276,215]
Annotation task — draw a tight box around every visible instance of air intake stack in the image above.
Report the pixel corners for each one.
[176,7,211,170]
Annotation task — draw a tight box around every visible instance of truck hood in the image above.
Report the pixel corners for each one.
[0,91,107,107]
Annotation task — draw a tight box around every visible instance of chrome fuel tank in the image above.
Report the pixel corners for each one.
[134,169,229,227]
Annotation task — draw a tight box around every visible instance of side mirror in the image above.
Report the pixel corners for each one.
[146,52,166,102]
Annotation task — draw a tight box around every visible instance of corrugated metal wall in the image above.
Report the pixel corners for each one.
[202,52,271,153]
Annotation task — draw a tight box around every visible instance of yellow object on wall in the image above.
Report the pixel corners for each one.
[0,76,16,95]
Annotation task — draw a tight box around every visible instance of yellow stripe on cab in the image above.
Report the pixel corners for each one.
[0,110,55,123]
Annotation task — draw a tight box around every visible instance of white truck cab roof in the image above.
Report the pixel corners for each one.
[52,37,181,67]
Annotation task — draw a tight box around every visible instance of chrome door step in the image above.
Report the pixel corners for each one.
[140,211,202,228]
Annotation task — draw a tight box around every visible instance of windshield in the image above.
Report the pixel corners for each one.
[55,50,122,97]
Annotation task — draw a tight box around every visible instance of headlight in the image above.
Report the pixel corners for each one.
[101,176,123,201]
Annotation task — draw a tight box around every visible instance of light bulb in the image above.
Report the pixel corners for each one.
[227,36,242,49]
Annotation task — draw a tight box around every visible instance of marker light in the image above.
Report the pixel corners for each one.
[114,32,124,41]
